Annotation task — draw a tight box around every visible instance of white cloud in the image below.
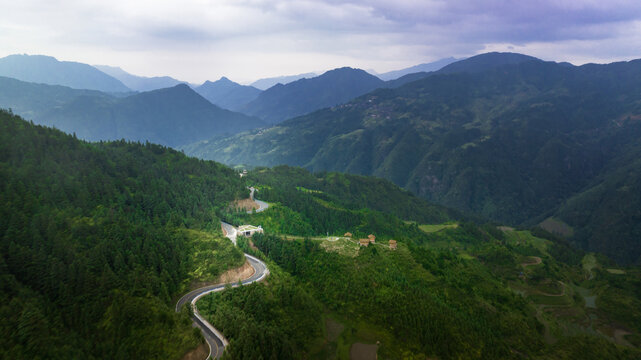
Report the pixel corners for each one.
[0,0,640,83]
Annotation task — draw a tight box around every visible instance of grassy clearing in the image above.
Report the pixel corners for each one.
[503,230,550,255]
[606,268,626,275]
[418,223,459,233]
[182,229,245,283]
[296,186,324,194]
[320,237,361,257]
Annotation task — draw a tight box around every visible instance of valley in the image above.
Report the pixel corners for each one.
[1,50,641,360]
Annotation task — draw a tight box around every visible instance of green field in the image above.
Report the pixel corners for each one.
[418,223,459,233]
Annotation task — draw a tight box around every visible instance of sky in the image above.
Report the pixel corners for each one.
[1,0,640,84]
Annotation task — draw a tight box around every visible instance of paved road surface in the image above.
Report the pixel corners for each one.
[221,221,238,245]
[175,223,269,359]
[248,187,269,213]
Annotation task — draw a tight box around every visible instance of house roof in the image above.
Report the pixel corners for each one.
[238,224,262,232]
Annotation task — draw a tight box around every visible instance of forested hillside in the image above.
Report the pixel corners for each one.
[0,110,247,358]
[240,67,384,124]
[0,78,266,148]
[202,166,641,359]
[183,54,641,264]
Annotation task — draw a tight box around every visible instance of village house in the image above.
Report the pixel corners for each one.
[389,240,397,250]
[368,234,376,243]
[237,224,263,237]
[359,239,370,247]
[344,232,353,238]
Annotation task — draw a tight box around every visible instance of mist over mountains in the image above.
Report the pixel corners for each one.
[182,53,641,264]
[240,67,385,124]
[0,77,265,147]
[250,72,318,90]
[194,77,262,111]
[94,65,185,92]
[2,51,641,264]
[0,54,130,93]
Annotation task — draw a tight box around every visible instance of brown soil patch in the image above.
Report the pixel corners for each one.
[180,343,208,360]
[350,343,378,360]
[230,198,259,212]
[218,260,255,284]
[188,259,255,289]
[248,239,259,251]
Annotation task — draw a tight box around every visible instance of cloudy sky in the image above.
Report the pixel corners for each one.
[1,0,640,83]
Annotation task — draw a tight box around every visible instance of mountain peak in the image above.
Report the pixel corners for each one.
[438,52,542,74]
[193,76,262,111]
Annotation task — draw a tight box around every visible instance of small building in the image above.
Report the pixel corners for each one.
[359,239,370,247]
[344,232,353,238]
[368,234,376,243]
[389,240,397,250]
[237,224,263,237]
[239,169,248,178]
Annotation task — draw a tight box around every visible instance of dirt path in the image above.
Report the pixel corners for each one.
[521,256,542,267]
[614,329,633,347]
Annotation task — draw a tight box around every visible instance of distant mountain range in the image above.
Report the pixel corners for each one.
[250,72,317,90]
[240,67,385,124]
[377,57,459,80]
[194,77,262,111]
[0,77,265,147]
[182,52,641,264]
[94,64,185,92]
[0,54,130,92]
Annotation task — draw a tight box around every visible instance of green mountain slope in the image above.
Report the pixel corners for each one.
[0,54,130,92]
[0,110,247,358]
[183,53,641,263]
[194,77,262,111]
[240,67,385,124]
[203,165,641,359]
[0,78,266,147]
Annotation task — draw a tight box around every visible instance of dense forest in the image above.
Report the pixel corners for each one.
[0,109,246,358]
[3,108,641,359]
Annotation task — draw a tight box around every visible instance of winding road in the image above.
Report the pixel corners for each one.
[248,187,269,213]
[176,223,269,359]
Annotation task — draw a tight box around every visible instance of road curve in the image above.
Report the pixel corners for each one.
[248,187,269,213]
[175,223,269,359]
